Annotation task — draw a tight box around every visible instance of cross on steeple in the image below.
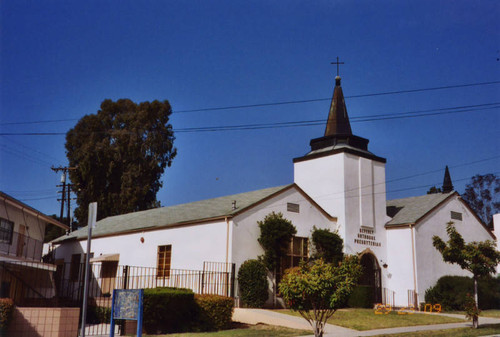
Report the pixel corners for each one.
[330,57,345,77]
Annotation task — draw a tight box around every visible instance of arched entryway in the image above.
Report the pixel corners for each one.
[359,251,382,304]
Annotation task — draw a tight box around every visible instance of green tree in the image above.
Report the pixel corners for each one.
[310,227,343,265]
[427,186,442,194]
[257,212,296,306]
[279,257,362,337]
[66,99,177,224]
[462,174,499,228]
[432,222,500,328]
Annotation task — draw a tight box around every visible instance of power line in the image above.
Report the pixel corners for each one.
[1,80,499,126]
[173,80,500,113]
[1,102,498,136]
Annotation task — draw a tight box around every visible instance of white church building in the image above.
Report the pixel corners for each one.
[51,75,497,308]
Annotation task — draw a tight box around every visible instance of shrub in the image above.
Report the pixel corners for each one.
[347,285,374,308]
[143,287,197,334]
[311,227,344,265]
[425,275,500,311]
[86,306,111,324]
[195,295,233,331]
[237,259,269,307]
[0,298,14,329]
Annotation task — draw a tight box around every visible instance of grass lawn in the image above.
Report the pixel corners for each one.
[274,308,466,331]
[373,323,500,337]
[143,323,311,337]
[446,309,500,319]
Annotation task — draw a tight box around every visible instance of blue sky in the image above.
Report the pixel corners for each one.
[1,0,499,219]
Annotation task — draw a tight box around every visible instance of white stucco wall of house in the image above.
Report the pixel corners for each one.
[53,220,229,271]
[414,195,495,305]
[230,186,337,274]
[385,227,415,307]
[294,154,346,239]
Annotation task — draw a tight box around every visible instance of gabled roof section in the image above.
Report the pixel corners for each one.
[0,191,68,230]
[53,184,297,243]
[386,192,455,227]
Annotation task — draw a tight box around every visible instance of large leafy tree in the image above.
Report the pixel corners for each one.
[257,212,296,306]
[66,99,177,224]
[279,257,362,337]
[432,222,500,328]
[462,174,499,228]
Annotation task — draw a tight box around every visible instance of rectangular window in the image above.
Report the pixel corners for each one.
[287,203,300,213]
[69,254,81,281]
[157,245,172,278]
[278,236,308,284]
[0,218,14,244]
[451,211,463,221]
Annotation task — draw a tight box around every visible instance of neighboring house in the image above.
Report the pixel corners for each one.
[51,75,497,308]
[0,191,68,304]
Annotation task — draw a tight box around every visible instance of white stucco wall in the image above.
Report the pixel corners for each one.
[230,186,337,273]
[294,154,346,239]
[494,214,500,274]
[294,151,389,293]
[53,220,229,271]
[414,196,495,305]
[385,227,416,307]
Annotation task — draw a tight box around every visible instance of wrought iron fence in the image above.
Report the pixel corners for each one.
[382,288,395,307]
[408,289,418,308]
[1,259,235,335]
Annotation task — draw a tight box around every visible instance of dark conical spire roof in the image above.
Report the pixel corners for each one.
[324,76,353,136]
[293,72,386,165]
[442,166,454,193]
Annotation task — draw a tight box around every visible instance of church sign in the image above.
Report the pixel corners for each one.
[110,289,144,337]
[354,228,381,247]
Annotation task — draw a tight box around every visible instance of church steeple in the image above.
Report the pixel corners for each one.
[324,76,353,136]
[442,165,454,193]
[293,67,386,165]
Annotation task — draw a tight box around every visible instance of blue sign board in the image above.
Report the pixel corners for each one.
[110,289,143,337]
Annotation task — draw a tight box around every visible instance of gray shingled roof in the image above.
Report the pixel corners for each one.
[53,184,293,243]
[386,192,455,227]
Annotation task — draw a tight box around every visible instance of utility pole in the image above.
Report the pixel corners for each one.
[52,166,77,227]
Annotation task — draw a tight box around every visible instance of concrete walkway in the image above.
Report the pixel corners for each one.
[233,308,500,337]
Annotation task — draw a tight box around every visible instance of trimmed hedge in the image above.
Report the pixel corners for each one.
[195,294,233,331]
[142,287,234,333]
[425,275,500,311]
[237,259,269,308]
[347,285,374,308]
[0,298,14,329]
[143,287,197,334]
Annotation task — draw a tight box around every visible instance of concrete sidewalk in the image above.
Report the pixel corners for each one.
[233,308,500,337]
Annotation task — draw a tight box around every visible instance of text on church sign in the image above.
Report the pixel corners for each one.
[354,228,381,247]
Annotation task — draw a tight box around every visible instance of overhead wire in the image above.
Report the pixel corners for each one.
[0,102,499,136]
[0,80,499,126]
